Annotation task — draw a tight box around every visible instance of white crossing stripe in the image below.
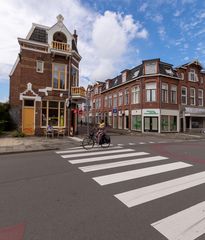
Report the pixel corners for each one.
[139,142,146,144]
[69,152,149,164]
[129,143,136,145]
[62,148,134,159]
[56,146,120,154]
[93,162,192,186]
[79,156,168,172]
[114,170,205,208]
[151,201,205,240]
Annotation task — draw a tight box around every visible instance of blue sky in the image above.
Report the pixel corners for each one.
[0,0,205,102]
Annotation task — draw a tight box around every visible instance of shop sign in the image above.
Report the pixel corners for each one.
[144,110,159,115]
[113,108,117,113]
[185,107,205,114]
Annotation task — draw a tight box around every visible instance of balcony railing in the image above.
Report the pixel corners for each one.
[51,41,70,52]
[71,86,86,98]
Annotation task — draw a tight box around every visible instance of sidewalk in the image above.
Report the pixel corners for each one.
[0,126,204,155]
[0,136,83,155]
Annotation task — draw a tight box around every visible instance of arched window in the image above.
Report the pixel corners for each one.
[53,32,67,43]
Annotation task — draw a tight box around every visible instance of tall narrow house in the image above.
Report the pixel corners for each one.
[9,15,86,135]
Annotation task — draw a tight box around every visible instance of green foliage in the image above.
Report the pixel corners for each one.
[0,102,15,131]
[12,130,26,138]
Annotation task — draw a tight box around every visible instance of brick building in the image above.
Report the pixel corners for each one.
[87,58,205,133]
[9,15,86,135]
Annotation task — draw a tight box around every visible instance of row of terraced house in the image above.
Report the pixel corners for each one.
[85,59,205,133]
[9,15,205,136]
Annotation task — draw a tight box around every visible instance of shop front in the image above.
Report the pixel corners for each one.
[142,109,160,133]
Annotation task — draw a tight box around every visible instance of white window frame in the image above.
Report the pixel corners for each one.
[104,96,108,108]
[145,62,157,75]
[108,95,112,108]
[170,85,177,104]
[124,89,129,105]
[113,93,117,107]
[131,85,140,104]
[190,87,196,106]
[198,89,203,107]
[36,60,44,73]
[122,72,126,82]
[146,82,156,102]
[118,91,123,106]
[161,83,168,103]
[181,86,187,105]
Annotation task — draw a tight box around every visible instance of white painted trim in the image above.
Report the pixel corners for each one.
[18,38,49,47]
[21,46,49,54]
[20,83,41,101]
[9,55,20,77]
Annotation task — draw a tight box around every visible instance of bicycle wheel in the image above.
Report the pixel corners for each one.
[101,135,110,148]
[82,136,95,150]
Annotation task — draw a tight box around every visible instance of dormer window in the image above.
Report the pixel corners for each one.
[133,70,139,78]
[106,81,109,89]
[188,69,198,82]
[145,62,157,75]
[122,72,126,82]
[165,68,173,76]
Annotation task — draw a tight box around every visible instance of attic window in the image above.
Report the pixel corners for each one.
[145,62,157,74]
[165,68,173,75]
[114,78,118,85]
[133,70,139,78]
[36,60,44,73]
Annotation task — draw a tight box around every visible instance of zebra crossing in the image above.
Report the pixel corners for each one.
[56,146,205,240]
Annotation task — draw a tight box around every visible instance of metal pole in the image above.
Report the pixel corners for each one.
[87,91,89,135]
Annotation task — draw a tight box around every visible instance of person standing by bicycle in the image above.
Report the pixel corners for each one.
[96,119,105,144]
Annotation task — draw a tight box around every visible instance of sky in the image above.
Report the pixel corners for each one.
[0,0,205,102]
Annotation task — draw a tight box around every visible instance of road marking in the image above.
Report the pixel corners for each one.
[93,162,192,186]
[151,201,205,240]
[117,144,124,146]
[69,152,148,164]
[56,146,121,154]
[149,141,155,144]
[62,148,134,159]
[79,156,168,172]
[114,170,205,208]
[139,142,146,144]
[68,136,83,142]
[129,143,136,145]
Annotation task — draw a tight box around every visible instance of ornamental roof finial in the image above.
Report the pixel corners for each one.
[57,14,64,23]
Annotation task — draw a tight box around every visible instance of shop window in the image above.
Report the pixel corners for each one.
[161,115,169,132]
[41,101,65,127]
[132,115,141,130]
[170,116,177,131]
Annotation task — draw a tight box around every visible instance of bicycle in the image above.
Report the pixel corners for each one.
[82,129,111,150]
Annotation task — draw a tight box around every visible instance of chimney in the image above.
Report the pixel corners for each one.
[73,29,78,45]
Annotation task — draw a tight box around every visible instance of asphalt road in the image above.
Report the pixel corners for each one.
[1,135,205,240]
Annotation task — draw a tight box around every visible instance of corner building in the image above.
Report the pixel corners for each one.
[88,59,205,133]
[9,15,86,135]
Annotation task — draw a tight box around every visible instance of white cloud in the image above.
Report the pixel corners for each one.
[0,0,148,86]
[158,26,166,40]
[139,2,148,12]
